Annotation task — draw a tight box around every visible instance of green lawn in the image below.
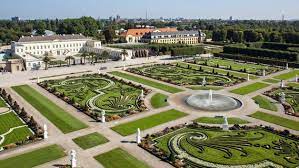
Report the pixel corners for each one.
[194,117,249,124]
[0,112,25,134]
[12,85,88,133]
[109,71,184,93]
[0,144,65,168]
[230,82,270,95]
[288,82,299,88]
[252,95,278,112]
[0,98,6,107]
[111,109,188,136]
[249,111,299,131]
[73,132,109,150]
[150,93,169,108]
[1,127,33,147]
[274,70,299,80]
[94,148,150,168]
[187,85,224,90]
[0,112,33,147]
[262,78,280,84]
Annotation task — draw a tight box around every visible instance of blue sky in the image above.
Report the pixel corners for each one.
[1,0,298,20]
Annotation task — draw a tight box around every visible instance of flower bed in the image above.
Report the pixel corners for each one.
[38,73,151,122]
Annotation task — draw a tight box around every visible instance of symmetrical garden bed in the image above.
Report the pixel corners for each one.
[189,58,281,76]
[264,85,299,117]
[140,123,299,168]
[0,88,43,151]
[127,63,244,88]
[39,73,150,122]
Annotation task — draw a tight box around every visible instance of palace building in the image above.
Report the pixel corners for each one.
[11,34,101,57]
[142,30,206,44]
[11,34,102,70]
[121,27,177,43]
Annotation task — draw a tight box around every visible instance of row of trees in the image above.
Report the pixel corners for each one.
[212,29,299,44]
[42,49,130,70]
[223,44,299,62]
[42,50,113,70]
[0,17,119,44]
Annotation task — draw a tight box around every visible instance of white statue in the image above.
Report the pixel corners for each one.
[43,124,48,139]
[37,77,40,83]
[202,77,207,86]
[136,128,141,144]
[101,110,106,123]
[222,116,229,131]
[70,150,77,168]
[262,69,266,77]
[286,63,289,70]
[247,74,250,81]
[140,89,144,100]
[280,92,286,103]
[280,80,285,88]
[98,69,101,74]
[295,75,298,82]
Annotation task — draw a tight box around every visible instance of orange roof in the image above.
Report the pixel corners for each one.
[157,27,178,32]
[122,27,177,37]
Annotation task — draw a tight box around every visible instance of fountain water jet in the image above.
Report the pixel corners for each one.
[185,91,242,112]
[208,89,213,103]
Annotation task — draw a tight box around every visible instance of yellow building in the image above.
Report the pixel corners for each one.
[142,31,206,44]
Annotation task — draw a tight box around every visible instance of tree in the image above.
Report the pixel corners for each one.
[243,30,262,42]
[226,29,234,42]
[65,56,75,67]
[101,50,110,61]
[80,52,88,64]
[42,52,52,70]
[103,26,115,43]
[269,32,282,42]
[121,49,128,61]
[232,31,243,43]
[212,30,227,42]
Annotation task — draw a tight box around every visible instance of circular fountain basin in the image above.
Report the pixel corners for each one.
[185,93,242,112]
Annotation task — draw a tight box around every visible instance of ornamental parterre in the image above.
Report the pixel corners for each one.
[38,73,151,122]
[139,123,299,168]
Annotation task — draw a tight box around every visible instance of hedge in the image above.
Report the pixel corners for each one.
[223,44,299,62]
[171,46,204,56]
[214,53,299,68]
[247,42,299,51]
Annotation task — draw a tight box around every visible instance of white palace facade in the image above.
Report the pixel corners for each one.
[11,34,102,70]
[12,34,101,57]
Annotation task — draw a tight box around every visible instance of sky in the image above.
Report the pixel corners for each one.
[1,0,299,20]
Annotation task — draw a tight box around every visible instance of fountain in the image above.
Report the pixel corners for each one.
[208,89,213,103]
[185,90,242,112]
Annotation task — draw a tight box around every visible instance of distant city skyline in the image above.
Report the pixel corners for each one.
[1,0,299,20]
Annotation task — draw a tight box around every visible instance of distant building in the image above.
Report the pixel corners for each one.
[142,30,206,44]
[121,27,177,43]
[11,16,20,22]
[229,16,233,21]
